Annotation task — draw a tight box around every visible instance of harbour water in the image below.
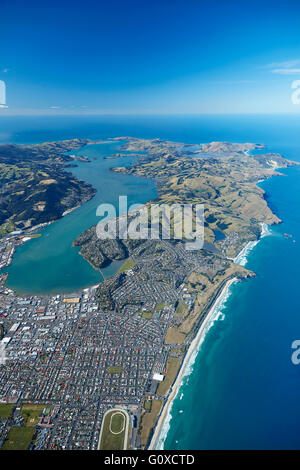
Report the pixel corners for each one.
[1,114,300,448]
[2,141,157,294]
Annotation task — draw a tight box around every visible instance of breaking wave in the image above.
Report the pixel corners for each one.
[157,223,272,449]
[157,278,236,449]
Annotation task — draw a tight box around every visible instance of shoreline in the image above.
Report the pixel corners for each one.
[149,276,238,450]
[149,228,270,450]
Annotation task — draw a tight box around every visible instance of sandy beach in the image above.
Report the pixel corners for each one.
[149,276,238,450]
[149,223,271,450]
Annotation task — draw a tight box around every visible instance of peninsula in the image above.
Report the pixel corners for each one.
[0,137,297,450]
[73,137,296,448]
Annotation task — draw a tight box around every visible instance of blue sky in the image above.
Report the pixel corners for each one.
[1,0,300,114]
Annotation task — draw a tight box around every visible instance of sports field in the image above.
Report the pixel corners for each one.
[21,403,46,426]
[0,403,14,419]
[1,403,46,450]
[2,427,35,450]
[98,409,129,450]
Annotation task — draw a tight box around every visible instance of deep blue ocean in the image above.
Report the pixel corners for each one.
[1,114,300,449]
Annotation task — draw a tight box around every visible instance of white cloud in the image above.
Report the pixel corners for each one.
[266,59,300,69]
[271,68,300,75]
[264,59,300,75]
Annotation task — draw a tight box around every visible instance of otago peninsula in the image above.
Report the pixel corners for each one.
[0,137,297,450]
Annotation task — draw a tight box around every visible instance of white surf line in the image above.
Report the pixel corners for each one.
[150,224,272,449]
[149,277,237,450]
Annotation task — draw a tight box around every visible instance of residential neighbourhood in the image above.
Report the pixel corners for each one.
[0,229,232,450]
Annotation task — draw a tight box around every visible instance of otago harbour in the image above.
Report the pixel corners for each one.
[4,141,156,294]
